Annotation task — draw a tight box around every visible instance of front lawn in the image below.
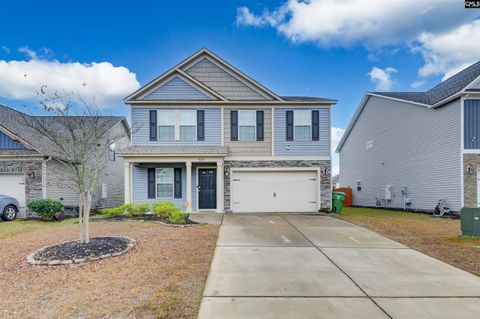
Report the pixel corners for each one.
[336,207,480,276]
[0,218,218,318]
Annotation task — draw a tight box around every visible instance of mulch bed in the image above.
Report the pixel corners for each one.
[92,215,201,227]
[27,236,135,265]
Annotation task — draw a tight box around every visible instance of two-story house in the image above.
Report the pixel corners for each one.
[337,61,480,212]
[119,49,335,213]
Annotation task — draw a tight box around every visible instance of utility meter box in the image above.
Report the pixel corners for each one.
[385,185,392,200]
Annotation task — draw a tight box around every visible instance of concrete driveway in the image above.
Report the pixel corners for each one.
[198,214,480,318]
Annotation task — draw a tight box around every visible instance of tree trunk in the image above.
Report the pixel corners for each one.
[79,191,85,243]
[78,190,92,244]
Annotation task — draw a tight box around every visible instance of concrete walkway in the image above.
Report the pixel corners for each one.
[198,214,480,318]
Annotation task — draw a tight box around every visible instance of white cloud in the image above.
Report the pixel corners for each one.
[237,1,480,80]
[368,67,397,91]
[0,52,140,107]
[411,80,426,89]
[331,127,345,176]
[1,46,10,53]
[236,0,475,48]
[415,20,480,80]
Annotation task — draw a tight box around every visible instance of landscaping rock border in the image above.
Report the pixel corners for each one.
[27,236,136,266]
[91,217,204,228]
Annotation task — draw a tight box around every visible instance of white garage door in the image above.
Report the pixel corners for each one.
[0,174,26,215]
[231,170,319,213]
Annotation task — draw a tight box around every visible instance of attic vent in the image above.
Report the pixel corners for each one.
[366,140,374,150]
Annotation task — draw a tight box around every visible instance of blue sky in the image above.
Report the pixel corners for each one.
[1,1,479,174]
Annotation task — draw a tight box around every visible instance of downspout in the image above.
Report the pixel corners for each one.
[41,156,52,198]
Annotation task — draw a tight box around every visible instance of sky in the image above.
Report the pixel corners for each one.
[1,0,479,174]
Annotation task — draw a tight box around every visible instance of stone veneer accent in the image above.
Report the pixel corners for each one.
[0,160,43,217]
[223,160,332,212]
[463,154,480,207]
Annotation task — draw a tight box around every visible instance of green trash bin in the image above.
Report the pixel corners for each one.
[332,191,346,214]
[461,208,480,237]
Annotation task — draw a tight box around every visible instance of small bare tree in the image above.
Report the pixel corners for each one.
[22,87,122,243]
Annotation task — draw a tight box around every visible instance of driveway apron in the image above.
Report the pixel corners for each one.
[198,214,480,319]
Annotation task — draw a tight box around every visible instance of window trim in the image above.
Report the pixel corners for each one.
[157,110,197,141]
[293,110,312,141]
[155,167,174,198]
[238,110,257,141]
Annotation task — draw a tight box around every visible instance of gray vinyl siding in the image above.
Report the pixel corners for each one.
[339,96,461,211]
[464,99,480,149]
[183,57,268,100]
[132,164,187,210]
[274,108,330,157]
[46,160,83,206]
[224,108,272,156]
[141,76,213,101]
[131,107,222,146]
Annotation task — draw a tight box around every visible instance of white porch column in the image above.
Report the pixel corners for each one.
[186,161,192,213]
[124,161,131,204]
[216,160,224,213]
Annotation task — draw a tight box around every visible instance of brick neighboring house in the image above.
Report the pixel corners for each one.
[337,61,480,212]
[0,104,131,217]
[119,48,336,213]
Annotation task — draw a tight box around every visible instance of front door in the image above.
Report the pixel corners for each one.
[199,169,216,209]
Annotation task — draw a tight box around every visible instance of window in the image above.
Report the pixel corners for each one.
[294,110,311,140]
[158,110,175,140]
[158,110,197,141]
[156,168,174,197]
[101,183,108,199]
[356,180,362,192]
[238,110,256,141]
[180,110,196,140]
[108,143,116,161]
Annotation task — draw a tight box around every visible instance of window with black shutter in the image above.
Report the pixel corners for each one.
[286,110,294,141]
[231,110,238,141]
[256,111,264,141]
[174,168,182,198]
[197,110,205,141]
[149,110,157,141]
[312,110,319,141]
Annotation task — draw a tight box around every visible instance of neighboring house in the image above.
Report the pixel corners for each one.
[118,48,335,213]
[0,104,131,218]
[337,61,480,212]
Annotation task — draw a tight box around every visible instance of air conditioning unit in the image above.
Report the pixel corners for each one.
[385,185,392,200]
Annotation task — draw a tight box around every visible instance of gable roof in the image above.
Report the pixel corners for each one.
[373,60,480,106]
[336,61,480,153]
[0,104,129,158]
[124,48,336,105]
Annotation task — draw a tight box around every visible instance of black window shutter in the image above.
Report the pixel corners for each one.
[197,110,205,141]
[231,110,238,141]
[149,110,157,141]
[147,168,156,198]
[286,110,294,141]
[174,168,182,198]
[312,110,319,141]
[256,111,264,141]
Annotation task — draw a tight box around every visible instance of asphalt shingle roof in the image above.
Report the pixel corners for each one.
[0,104,125,158]
[373,61,480,106]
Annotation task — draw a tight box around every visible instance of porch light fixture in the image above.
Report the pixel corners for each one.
[224,167,230,177]
[26,169,36,178]
[467,164,474,175]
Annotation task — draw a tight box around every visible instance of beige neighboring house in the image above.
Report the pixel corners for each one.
[0,104,131,218]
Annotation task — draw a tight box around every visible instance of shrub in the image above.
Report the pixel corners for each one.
[152,201,188,224]
[168,210,188,225]
[27,199,64,221]
[124,203,150,217]
[152,202,180,219]
[101,207,124,218]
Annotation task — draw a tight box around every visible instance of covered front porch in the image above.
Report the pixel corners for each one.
[118,146,228,213]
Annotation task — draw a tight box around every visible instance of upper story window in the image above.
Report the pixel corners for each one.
[156,168,174,197]
[294,110,311,140]
[238,110,256,141]
[108,143,116,161]
[180,110,196,141]
[158,110,196,141]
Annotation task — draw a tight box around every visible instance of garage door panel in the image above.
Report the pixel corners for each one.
[232,170,318,213]
[0,174,26,216]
